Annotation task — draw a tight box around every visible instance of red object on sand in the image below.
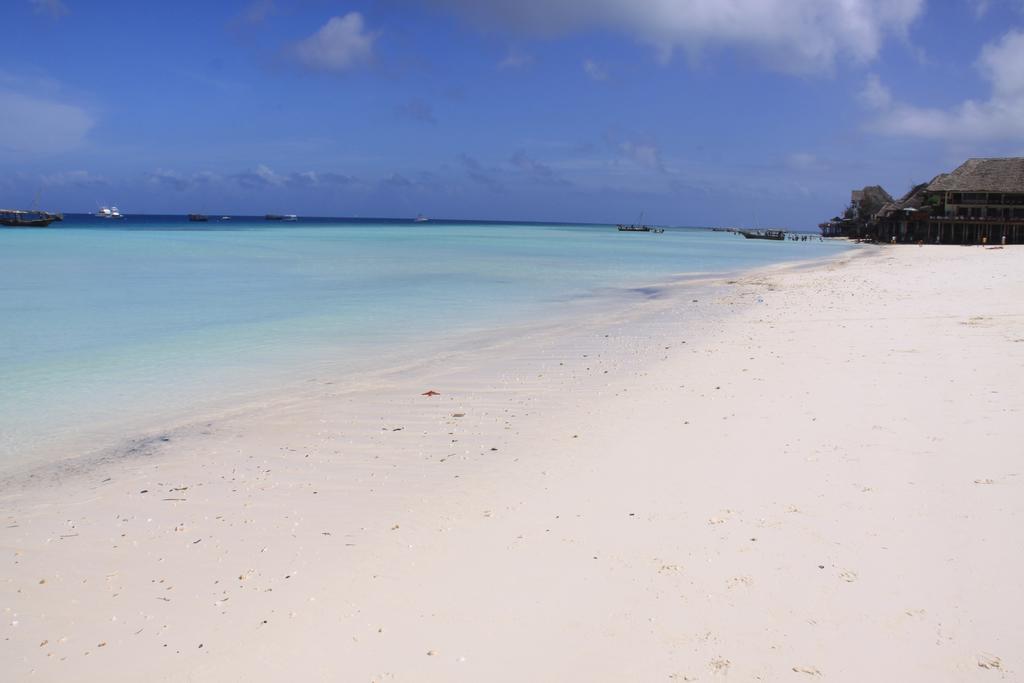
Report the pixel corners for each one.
[421,390,440,396]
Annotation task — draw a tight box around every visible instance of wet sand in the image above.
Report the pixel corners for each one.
[2,245,1022,681]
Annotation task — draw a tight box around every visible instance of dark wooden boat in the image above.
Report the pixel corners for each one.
[188,213,209,222]
[617,224,665,233]
[0,209,61,228]
[265,214,285,221]
[739,229,786,240]
[616,210,663,234]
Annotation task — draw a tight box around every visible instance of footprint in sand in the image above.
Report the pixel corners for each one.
[839,569,858,583]
[792,665,822,676]
[977,653,1002,670]
[709,658,730,675]
[727,575,753,589]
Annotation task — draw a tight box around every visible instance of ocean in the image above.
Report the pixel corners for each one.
[0,215,849,472]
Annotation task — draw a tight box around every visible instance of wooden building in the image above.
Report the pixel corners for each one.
[818,185,893,238]
[873,158,1024,244]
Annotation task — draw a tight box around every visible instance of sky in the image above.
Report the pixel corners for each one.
[2,0,1024,227]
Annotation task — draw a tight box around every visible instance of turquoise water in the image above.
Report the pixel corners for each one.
[0,217,848,470]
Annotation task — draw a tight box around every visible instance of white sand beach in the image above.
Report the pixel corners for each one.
[2,245,1022,681]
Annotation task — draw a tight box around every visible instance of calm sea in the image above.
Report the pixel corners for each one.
[0,215,849,472]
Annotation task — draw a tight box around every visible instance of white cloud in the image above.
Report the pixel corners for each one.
[146,169,222,191]
[583,59,607,81]
[31,0,69,19]
[498,49,533,69]
[786,152,820,170]
[860,74,892,109]
[232,164,287,188]
[230,165,357,190]
[243,0,274,24]
[0,88,93,156]
[619,140,665,172]
[867,30,1024,141]
[417,0,923,74]
[294,13,378,72]
[38,170,106,187]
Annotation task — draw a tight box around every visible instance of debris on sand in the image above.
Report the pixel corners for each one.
[709,658,730,674]
[977,653,1002,670]
[792,665,821,676]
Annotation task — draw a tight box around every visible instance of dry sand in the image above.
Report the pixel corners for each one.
[2,245,1022,681]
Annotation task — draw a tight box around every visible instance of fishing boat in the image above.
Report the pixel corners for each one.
[0,209,62,228]
[219,216,232,221]
[739,229,786,240]
[265,214,285,220]
[616,210,663,233]
[414,214,429,223]
[282,214,298,222]
[188,213,209,222]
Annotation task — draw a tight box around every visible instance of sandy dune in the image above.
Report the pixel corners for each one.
[2,245,1022,681]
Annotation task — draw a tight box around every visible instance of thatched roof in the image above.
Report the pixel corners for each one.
[860,185,892,204]
[927,158,1024,193]
[874,181,933,219]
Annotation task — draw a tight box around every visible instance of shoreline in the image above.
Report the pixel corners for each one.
[3,245,1021,681]
[0,246,855,485]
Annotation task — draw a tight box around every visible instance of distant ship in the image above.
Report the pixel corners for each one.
[616,210,663,233]
[188,214,209,222]
[219,216,232,221]
[96,206,124,219]
[282,214,298,222]
[414,214,429,223]
[265,214,298,221]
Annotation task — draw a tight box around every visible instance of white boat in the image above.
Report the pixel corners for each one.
[220,216,232,221]
[95,206,124,219]
[282,214,298,222]
[414,214,429,223]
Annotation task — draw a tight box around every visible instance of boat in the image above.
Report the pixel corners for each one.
[739,229,786,240]
[188,214,209,222]
[219,216,231,221]
[414,214,429,223]
[265,214,285,220]
[616,210,663,233]
[96,206,124,219]
[283,214,298,221]
[0,209,62,228]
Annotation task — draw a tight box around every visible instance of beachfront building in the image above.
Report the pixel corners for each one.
[818,185,892,238]
[824,157,1024,244]
[872,182,931,243]
[916,158,1024,245]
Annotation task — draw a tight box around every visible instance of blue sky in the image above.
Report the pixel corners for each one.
[2,0,1024,227]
